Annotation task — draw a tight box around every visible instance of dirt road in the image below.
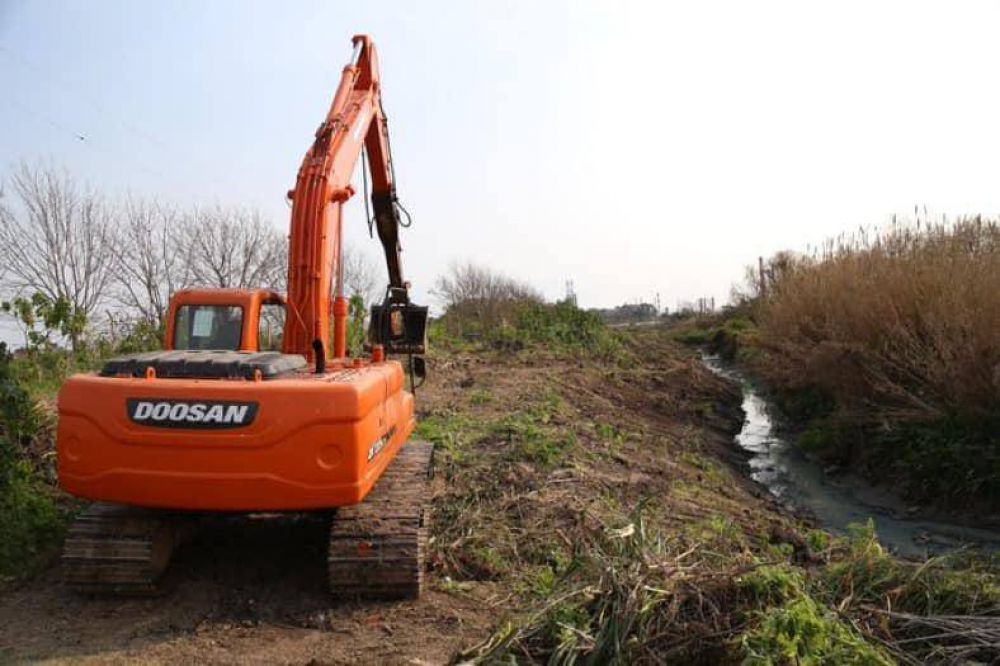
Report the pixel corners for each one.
[0,510,493,664]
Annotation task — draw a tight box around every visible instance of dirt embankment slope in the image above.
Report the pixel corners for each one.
[0,327,785,665]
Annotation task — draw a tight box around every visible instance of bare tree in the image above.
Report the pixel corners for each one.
[433,261,542,334]
[434,262,541,308]
[182,206,287,291]
[0,183,8,288]
[342,245,383,306]
[181,208,382,303]
[0,163,120,345]
[113,197,191,329]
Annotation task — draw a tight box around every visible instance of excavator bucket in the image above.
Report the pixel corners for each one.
[368,302,428,355]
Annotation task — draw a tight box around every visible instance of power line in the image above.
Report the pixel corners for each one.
[2,96,173,184]
[0,44,268,205]
[4,96,88,143]
[0,44,170,152]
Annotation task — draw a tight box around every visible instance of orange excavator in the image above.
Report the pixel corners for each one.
[56,35,432,599]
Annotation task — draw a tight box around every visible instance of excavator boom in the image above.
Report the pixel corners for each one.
[283,35,414,365]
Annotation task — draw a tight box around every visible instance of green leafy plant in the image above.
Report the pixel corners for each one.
[0,342,66,579]
[740,595,892,665]
[2,293,86,351]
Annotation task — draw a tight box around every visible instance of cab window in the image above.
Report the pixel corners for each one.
[174,305,244,350]
[258,302,285,351]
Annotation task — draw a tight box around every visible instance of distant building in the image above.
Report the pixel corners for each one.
[590,302,659,324]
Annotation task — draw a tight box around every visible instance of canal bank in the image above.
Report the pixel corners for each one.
[704,354,1000,559]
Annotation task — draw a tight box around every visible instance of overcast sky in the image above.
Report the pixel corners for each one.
[2,0,1000,311]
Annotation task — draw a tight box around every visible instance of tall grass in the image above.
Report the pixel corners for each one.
[754,217,1000,507]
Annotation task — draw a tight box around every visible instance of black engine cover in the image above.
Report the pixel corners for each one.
[99,350,307,380]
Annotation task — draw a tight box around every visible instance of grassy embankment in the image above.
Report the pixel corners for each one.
[420,301,1000,663]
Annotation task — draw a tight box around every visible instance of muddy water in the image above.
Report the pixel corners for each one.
[703,355,1000,559]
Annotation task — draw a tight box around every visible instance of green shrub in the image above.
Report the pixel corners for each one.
[437,298,626,361]
[515,302,614,347]
[740,595,892,665]
[0,349,65,578]
[345,294,366,357]
[771,386,837,426]
[107,318,164,355]
[672,316,757,361]
[0,342,68,579]
[674,328,711,346]
[0,460,65,579]
[0,349,49,446]
[1,293,86,352]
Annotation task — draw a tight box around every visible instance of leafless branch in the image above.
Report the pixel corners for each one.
[0,162,121,343]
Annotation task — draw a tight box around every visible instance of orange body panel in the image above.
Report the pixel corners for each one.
[56,36,422,516]
[57,360,414,511]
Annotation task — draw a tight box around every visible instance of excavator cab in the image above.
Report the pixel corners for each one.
[165,289,285,353]
[167,288,428,361]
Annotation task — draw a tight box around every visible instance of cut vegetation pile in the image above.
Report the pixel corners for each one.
[420,298,1000,664]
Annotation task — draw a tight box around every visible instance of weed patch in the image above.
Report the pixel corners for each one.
[0,344,69,579]
[458,507,1000,664]
[416,326,1000,663]
[0,461,66,580]
[740,595,892,665]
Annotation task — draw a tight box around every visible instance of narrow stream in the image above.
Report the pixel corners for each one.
[703,355,1000,559]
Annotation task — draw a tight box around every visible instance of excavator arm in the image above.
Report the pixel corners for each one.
[362,69,406,294]
[283,35,423,367]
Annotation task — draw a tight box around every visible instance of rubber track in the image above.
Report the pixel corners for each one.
[62,503,182,595]
[327,440,433,600]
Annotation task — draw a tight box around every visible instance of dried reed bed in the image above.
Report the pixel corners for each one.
[760,217,1000,424]
[753,217,1000,505]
